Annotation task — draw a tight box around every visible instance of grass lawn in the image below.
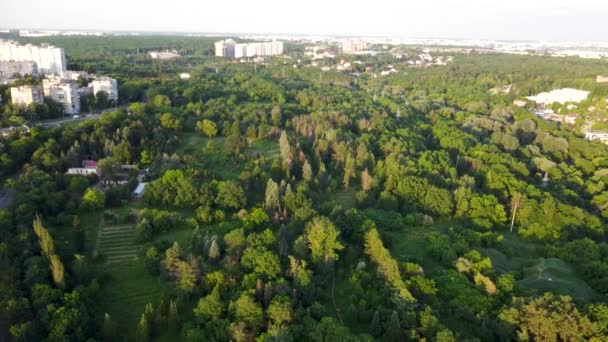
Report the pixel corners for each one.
[174,133,279,180]
[53,211,103,258]
[327,188,357,210]
[98,259,165,337]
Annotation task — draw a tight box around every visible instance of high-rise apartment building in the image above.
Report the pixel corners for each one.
[0,61,38,79]
[10,85,44,107]
[0,40,66,75]
[215,39,283,58]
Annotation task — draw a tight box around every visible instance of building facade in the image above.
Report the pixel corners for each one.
[43,76,80,114]
[10,85,43,107]
[91,77,118,101]
[215,39,283,58]
[0,40,66,75]
[342,39,368,54]
[0,61,38,78]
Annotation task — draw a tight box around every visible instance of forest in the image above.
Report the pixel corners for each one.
[1,35,608,341]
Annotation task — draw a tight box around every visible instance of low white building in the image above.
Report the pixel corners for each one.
[149,51,180,59]
[91,76,118,102]
[0,125,30,137]
[10,85,43,107]
[132,182,147,198]
[585,131,608,144]
[67,160,99,175]
[527,88,590,105]
[179,73,191,80]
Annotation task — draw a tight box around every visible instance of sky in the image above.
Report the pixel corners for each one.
[1,0,608,41]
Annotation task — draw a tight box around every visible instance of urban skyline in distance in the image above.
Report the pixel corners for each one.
[1,0,608,42]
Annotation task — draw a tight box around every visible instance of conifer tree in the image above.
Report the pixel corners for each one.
[208,239,220,260]
[385,311,401,342]
[103,313,114,342]
[135,313,150,342]
[370,310,382,337]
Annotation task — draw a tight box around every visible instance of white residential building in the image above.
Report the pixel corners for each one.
[0,40,66,75]
[10,85,43,107]
[90,76,118,102]
[215,39,283,58]
[342,39,368,54]
[585,131,608,144]
[43,76,80,114]
[0,61,38,78]
[63,70,88,81]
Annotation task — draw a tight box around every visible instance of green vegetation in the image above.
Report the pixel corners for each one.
[1,35,608,341]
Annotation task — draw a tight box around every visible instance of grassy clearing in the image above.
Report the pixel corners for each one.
[53,211,103,258]
[98,259,164,336]
[174,133,279,180]
[327,188,357,210]
[518,257,597,300]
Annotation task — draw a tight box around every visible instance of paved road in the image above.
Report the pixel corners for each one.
[40,114,101,129]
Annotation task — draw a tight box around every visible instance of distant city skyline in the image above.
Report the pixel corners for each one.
[2,0,608,41]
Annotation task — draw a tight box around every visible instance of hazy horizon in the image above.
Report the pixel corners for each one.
[2,0,608,41]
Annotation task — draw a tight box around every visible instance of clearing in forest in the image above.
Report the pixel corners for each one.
[95,224,138,264]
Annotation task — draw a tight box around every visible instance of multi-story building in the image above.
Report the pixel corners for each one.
[91,76,118,102]
[10,85,43,107]
[43,76,80,114]
[342,39,369,54]
[63,70,88,81]
[0,61,38,78]
[215,39,236,57]
[0,40,66,75]
[215,39,283,58]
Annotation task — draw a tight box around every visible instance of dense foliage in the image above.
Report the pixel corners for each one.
[1,35,608,341]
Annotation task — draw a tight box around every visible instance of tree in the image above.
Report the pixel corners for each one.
[510,192,524,233]
[208,239,220,260]
[96,91,110,109]
[231,293,264,330]
[82,188,105,211]
[194,286,223,319]
[384,311,401,342]
[271,105,282,126]
[364,228,415,303]
[361,169,374,192]
[177,260,197,293]
[164,242,182,279]
[499,293,598,341]
[135,313,150,342]
[305,216,344,264]
[160,113,182,131]
[197,119,218,137]
[370,310,382,337]
[144,247,160,275]
[103,313,115,342]
[215,181,246,209]
[302,160,313,183]
[168,300,179,333]
[343,154,356,189]
[224,229,246,256]
[265,179,280,211]
[49,254,65,289]
[267,295,293,327]
[241,246,281,279]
